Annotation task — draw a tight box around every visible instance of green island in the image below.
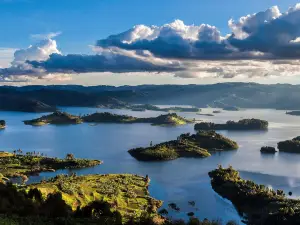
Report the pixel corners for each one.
[260,146,277,154]
[0,120,5,129]
[194,119,268,131]
[278,136,300,153]
[82,112,193,126]
[222,106,240,111]
[128,131,238,161]
[197,113,214,117]
[0,151,102,180]
[24,111,83,126]
[124,104,200,113]
[286,111,300,116]
[209,166,300,225]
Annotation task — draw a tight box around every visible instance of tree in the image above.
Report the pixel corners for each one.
[65,153,75,160]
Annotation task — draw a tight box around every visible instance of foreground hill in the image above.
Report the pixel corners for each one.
[128,131,238,161]
[82,112,193,126]
[0,120,5,129]
[209,166,300,225]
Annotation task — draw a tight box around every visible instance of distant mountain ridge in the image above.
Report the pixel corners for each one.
[1,83,300,111]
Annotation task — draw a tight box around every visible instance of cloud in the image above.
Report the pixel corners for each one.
[2,3,300,82]
[31,32,62,40]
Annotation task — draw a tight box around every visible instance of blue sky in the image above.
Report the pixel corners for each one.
[1,0,300,85]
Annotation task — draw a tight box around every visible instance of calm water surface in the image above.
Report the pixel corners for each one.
[1,108,300,224]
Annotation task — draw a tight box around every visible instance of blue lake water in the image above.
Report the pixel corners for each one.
[1,108,300,224]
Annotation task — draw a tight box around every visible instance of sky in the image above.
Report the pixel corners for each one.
[1,0,300,86]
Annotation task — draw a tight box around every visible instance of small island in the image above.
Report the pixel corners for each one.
[128,131,238,161]
[0,151,102,179]
[82,112,193,126]
[286,111,300,116]
[278,136,300,153]
[260,146,277,154]
[222,106,240,111]
[120,104,200,113]
[0,120,5,129]
[213,110,222,113]
[194,119,268,131]
[209,166,300,224]
[24,111,83,126]
[196,113,214,117]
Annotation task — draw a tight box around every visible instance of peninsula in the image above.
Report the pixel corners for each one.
[209,166,300,225]
[0,151,102,179]
[194,119,268,131]
[128,131,238,161]
[24,111,83,126]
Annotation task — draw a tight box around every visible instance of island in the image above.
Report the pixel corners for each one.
[196,113,214,116]
[0,151,102,179]
[222,106,240,111]
[286,111,300,116]
[194,119,268,131]
[0,120,5,129]
[82,112,193,126]
[24,111,83,126]
[278,136,300,153]
[128,131,238,161]
[116,103,200,113]
[260,146,277,154]
[213,110,222,113]
[209,166,300,225]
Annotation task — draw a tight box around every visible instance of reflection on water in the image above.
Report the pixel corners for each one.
[1,108,300,224]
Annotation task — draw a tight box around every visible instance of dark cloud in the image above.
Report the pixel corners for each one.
[28,53,181,73]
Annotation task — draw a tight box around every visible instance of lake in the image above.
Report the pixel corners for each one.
[1,108,300,224]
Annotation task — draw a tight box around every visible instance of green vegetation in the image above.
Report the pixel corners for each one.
[260,146,277,154]
[286,111,300,116]
[24,111,83,126]
[0,151,102,179]
[209,166,300,225]
[0,120,5,129]
[82,112,193,126]
[222,106,239,111]
[128,131,238,161]
[27,173,162,220]
[195,119,268,131]
[128,104,200,113]
[278,136,300,153]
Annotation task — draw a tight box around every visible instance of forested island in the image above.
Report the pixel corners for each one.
[25,111,193,126]
[209,166,300,225]
[0,120,5,129]
[128,131,238,161]
[24,111,83,126]
[0,151,102,180]
[286,111,300,116]
[194,119,268,131]
[278,136,300,153]
[128,104,200,113]
[260,146,277,154]
[82,112,193,126]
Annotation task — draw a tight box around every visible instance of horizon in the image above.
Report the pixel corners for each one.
[1,0,300,86]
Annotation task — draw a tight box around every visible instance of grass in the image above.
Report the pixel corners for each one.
[26,174,162,220]
[0,152,102,179]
